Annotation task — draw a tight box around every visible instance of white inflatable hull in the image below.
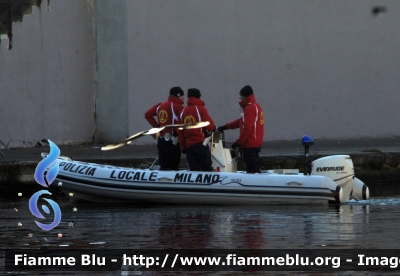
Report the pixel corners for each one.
[55,159,344,205]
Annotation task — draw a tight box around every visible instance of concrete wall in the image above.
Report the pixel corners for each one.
[93,0,129,143]
[126,0,400,143]
[1,0,399,148]
[0,0,95,148]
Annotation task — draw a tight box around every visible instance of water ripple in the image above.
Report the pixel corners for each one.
[345,197,400,205]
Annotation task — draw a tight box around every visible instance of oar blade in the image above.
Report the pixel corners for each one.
[164,121,210,130]
[144,127,166,135]
[124,131,147,142]
[101,131,147,151]
[182,121,210,129]
[101,122,209,151]
[101,142,127,151]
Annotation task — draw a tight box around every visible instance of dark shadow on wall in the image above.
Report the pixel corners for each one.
[0,0,47,49]
[371,6,387,17]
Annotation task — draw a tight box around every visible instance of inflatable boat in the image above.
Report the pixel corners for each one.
[53,133,369,205]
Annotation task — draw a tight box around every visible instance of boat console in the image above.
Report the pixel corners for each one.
[210,131,237,173]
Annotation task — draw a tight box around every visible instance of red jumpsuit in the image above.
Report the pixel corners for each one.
[145,96,185,170]
[179,97,215,171]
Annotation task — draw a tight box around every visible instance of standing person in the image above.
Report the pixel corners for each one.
[180,88,215,171]
[144,87,185,170]
[217,85,264,173]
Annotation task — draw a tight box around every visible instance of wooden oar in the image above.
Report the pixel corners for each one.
[101,121,210,151]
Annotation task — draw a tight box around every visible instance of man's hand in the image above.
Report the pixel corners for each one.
[217,125,227,132]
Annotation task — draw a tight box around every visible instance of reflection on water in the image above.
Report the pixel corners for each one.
[364,178,400,197]
[2,183,400,275]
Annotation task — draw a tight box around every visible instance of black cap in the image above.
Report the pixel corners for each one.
[170,87,184,97]
[239,85,253,97]
[187,88,201,99]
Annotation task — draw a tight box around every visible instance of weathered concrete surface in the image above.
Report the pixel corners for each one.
[0,0,95,148]
[1,137,400,194]
[2,1,400,147]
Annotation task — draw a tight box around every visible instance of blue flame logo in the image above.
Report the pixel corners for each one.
[34,140,60,187]
[29,140,62,231]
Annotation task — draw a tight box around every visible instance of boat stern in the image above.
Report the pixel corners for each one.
[311,155,369,203]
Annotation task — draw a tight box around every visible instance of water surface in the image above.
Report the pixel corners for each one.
[1,181,400,275]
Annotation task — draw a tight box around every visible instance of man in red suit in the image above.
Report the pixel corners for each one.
[217,85,264,173]
[145,87,185,170]
[179,88,215,171]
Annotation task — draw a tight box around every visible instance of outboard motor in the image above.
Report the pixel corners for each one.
[311,155,369,202]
